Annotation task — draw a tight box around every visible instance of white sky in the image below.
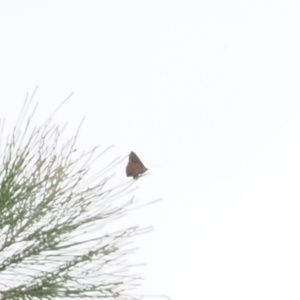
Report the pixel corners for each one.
[1,1,300,299]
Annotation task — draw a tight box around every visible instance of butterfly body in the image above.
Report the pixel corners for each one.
[126,151,148,179]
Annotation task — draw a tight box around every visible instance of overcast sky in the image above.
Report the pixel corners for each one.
[1,1,300,299]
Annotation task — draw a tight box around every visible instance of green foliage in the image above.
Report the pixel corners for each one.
[0,92,147,300]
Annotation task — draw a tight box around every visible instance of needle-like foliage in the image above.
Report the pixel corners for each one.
[0,91,149,300]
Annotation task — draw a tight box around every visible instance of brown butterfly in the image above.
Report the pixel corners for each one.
[126,151,148,179]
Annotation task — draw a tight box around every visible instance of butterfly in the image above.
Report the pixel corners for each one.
[126,151,148,179]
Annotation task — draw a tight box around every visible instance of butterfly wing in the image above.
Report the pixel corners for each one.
[126,151,148,178]
[129,151,148,171]
[126,162,144,178]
